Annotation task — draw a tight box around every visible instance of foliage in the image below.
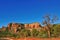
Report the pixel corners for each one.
[31,29,39,37]
[37,29,48,38]
[0,30,12,37]
[51,24,60,37]
[0,24,60,38]
[17,29,31,38]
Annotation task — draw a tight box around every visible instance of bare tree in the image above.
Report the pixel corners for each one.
[42,14,58,37]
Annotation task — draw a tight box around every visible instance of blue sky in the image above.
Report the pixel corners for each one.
[0,0,60,27]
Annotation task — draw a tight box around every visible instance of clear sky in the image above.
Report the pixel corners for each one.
[0,0,60,27]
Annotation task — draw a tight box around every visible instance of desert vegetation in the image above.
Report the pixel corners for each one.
[0,24,60,38]
[0,14,60,38]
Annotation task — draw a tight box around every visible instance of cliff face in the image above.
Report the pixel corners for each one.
[25,22,41,29]
[7,23,24,33]
[1,26,6,31]
[7,22,41,33]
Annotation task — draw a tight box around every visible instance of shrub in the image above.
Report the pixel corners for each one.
[37,30,48,38]
[51,24,60,37]
[17,29,31,38]
[31,29,39,37]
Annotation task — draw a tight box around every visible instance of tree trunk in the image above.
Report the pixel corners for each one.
[47,31,50,37]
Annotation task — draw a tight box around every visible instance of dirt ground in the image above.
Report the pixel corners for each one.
[11,38,60,40]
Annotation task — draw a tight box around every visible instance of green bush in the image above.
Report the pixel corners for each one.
[31,29,39,37]
[17,29,31,38]
[51,24,60,37]
[37,30,48,38]
[0,30,12,37]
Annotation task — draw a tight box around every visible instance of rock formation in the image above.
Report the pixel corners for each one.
[7,23,24,33]
[2,26,6,31]
[7,22,41,33]
[25,22,41,29]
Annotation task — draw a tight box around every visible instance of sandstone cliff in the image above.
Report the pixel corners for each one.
[7,22,41,33]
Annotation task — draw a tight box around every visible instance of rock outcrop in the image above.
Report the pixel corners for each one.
[7,23,24,33]
[7,22,41,33]
[25,22,41,29]
[2,26,6,31]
